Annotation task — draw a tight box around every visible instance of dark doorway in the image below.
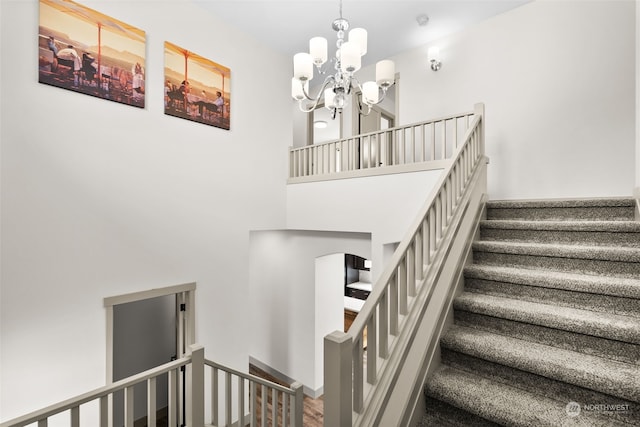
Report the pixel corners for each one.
[112,294,177,426]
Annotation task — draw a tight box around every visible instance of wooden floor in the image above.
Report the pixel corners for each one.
[247,309,365,427]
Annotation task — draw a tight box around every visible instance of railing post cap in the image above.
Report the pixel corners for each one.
[188,343,205,354]
[325,330,351,344]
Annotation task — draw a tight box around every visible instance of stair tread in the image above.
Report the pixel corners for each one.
[486,198,635,209]
[441,325,640,403]
[473,240,640,262]
[454,292,640,344]
[480,219,640,232]
[464,264,640,299]
[426,365,628,426]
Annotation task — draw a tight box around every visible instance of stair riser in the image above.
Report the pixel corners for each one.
[439,349,639,426]
[480,228,640,248]
[464,265,640,300]
[420,396,501,427]
[454,310,640,366]
[486,206,635,221]
[473,251,640,278]
[464,278,640,319]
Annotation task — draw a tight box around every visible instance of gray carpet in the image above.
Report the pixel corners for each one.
[421,198,640,426]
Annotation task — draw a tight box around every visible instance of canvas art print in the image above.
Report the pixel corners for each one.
[38,0,146,108]
[164,41,231,130]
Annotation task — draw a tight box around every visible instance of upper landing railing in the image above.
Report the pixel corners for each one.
[288,111,476,183]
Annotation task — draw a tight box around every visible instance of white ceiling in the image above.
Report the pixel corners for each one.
[195,0,532,66]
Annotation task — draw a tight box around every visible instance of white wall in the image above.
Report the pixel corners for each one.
[0,0,291,420]
[248,230,370,395]
[286,170,442,281]
[389,0,635,200]
[314,253,345,392]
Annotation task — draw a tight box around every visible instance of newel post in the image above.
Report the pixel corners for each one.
[324,331,353,427]
[290,382,304,426]
[474,103,485,154]
[187,344,205,427]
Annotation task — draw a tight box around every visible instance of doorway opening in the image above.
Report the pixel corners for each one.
[104,282,196,426]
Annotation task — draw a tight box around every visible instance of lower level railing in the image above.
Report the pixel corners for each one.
[0,345,304,427]
[206,359,303,427]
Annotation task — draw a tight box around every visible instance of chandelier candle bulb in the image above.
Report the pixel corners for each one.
[376,59,395,87]
[362,81,379,105]
[310,37,328,65]
[291,78,307,100]
[294,52,313,81]
[324,87,336,108]
[340,41,361,73]
[349,28,367,55]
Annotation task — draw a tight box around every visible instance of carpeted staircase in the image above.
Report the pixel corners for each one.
[421,198,640,426]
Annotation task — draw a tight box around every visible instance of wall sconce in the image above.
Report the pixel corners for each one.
[428,46,441,71]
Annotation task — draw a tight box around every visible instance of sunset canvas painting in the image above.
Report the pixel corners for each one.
[164,41,231,130]
[38,0,146,108]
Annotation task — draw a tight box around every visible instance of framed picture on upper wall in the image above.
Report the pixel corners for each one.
[164,41,231,130]
[38,0,146,108]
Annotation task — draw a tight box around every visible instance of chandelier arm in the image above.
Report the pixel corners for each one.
[301,75,335,101]
[373,86,390,105]
[298,76,337,113]
[356,100,372,116]
[298,101,318,113]
[349,75,362,96]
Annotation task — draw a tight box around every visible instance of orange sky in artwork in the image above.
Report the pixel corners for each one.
[40,0,145,57]
[164,41,229,91]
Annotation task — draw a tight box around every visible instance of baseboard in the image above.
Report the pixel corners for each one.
[635,187,640,221]
[249,356,322,398]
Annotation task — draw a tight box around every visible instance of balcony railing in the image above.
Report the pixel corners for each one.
[289,111,476,183]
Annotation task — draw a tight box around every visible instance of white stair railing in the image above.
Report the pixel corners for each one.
[323,103,486,427]
[289,111,475,183]
[0,345,304,427]
[206,360,303,427]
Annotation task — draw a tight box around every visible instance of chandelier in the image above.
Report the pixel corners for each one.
[291,0,396,119]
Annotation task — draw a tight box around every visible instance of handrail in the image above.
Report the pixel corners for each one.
[323,103,486,426]
[289,111,476,182]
